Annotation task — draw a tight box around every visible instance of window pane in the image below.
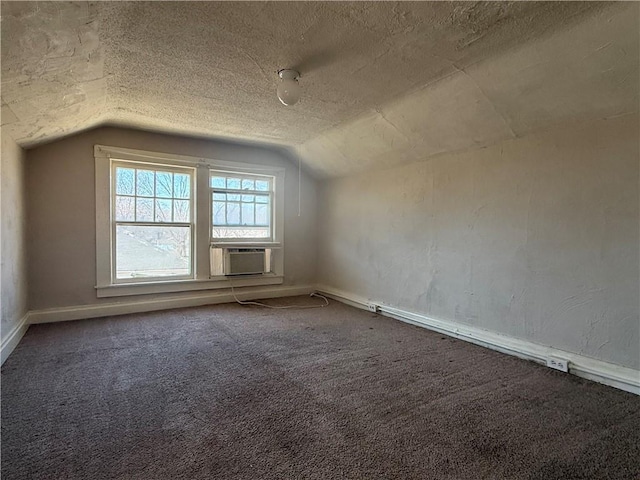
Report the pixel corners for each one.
[213,201,226,225]
[211,176,225,188]
[136,170,155,197]
[156,172,173,198]
[155,199,172,222]
[116,225,191,279]
[116,168,135,195]
[209,171,272,240]
[227,203,240,224]
[115,196,135,221]
[256,204,269,225]
[174,174,190,199]
[136,198,154,221]
[241,203,255,225]
[174,200,190,222]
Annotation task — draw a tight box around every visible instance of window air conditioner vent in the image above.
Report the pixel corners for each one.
[224,248,267,276]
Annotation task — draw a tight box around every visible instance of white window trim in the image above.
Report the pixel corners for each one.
[210,170,275,244]
[95,144,285,298]
[110,159,196,284]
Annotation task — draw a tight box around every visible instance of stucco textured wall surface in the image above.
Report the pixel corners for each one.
[318,115,640,370]
[1,132,28,339]
[26,127,317,310]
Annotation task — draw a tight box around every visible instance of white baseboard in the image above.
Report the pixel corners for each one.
[1,313,30,365]
[316,285,640,395]
[28,285,315,324]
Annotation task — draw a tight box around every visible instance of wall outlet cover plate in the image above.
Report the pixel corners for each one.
[547,357,569,372]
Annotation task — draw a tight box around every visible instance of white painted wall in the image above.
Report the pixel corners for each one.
[1,131,28,342]
[318,115,639,370]
[26,127,317,310]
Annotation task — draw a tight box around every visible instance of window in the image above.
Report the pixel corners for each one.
[95,145,285,297]
[210,172,273,241]
[112,162,194,281]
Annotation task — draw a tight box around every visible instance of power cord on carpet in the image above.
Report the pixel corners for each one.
[227,279,329,309]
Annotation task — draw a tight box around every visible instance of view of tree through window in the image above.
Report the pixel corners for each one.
[114,163,193,279]
[211,173,272,240]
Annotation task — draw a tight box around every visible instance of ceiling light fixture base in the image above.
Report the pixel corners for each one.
[276,69,301,106]
[278,69,300,81]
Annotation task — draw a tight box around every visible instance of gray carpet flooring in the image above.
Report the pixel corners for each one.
[2,296,639,479]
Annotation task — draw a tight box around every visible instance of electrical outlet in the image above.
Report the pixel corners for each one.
[546,357,569,373]
[367,303,379,313]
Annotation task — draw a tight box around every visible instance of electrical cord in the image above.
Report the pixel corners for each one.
[227,279,329,309]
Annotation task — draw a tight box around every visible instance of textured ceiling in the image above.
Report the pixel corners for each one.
[1,1,638,177]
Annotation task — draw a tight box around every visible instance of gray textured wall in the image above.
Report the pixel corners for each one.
[318,115,639,370]
[27,127,318,310]
[1,132,28,339]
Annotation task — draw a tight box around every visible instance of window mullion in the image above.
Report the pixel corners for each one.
[152,171,156,222]
[116,221,192,227]
[111,163,118,283]
[133,168,138,221]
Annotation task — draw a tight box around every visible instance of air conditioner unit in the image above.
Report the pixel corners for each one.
[224,248,267,275]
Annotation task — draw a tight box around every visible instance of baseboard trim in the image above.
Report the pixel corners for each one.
[28,285,315,324]
[1,313,30,365]
[316,285,640,395]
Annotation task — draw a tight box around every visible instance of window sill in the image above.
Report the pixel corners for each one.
[96,274,284,298]
[211,242,282,249]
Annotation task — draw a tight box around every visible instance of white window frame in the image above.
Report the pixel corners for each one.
[95,145,285,298]
[111,160,196,284]
[210,170,275,244]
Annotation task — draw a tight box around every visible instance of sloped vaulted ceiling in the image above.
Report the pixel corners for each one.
[1,1,638,177]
